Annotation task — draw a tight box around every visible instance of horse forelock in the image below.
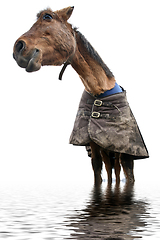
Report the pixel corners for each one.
[36,8,54,19]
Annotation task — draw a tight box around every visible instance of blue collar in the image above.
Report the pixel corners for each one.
[97,82,122,98]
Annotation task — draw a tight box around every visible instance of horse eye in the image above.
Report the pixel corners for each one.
[43,14,53,20]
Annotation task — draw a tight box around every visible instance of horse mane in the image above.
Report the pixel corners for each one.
[74,29,114,79]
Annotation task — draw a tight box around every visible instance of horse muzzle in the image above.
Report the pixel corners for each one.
[13,40,42,72]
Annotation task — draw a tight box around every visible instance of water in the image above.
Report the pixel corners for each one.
[0,162,159,240]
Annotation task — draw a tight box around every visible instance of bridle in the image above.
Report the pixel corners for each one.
[58,31,76,80]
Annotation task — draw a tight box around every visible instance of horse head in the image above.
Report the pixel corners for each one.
[13,7,76,72]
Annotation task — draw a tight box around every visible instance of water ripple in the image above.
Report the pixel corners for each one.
[0,180,159,239]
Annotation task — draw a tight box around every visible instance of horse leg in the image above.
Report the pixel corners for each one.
[90,142,103,185]
[114,153,121,184]
[101,150,112,184]
[121,154,135,183]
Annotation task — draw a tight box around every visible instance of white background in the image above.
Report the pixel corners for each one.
[0,0,159,185]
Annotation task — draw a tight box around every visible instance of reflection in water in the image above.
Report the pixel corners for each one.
[68,182,149,239]
[0,180,159,239]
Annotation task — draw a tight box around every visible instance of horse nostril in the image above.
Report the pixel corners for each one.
[15,40,25,53]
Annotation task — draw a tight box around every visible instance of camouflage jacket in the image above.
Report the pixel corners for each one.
[69,90,149,159]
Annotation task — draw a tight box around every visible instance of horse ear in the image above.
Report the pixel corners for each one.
[55,6,74,21]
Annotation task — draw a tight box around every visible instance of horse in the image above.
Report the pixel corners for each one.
[13,6,149,185]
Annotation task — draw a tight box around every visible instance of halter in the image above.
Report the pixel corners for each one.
[58,51,74,80]
[58,31,76,80]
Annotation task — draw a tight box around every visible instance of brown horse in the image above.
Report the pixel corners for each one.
[13,7,148,184]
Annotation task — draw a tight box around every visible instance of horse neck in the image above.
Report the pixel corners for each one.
[71,31,116,96]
